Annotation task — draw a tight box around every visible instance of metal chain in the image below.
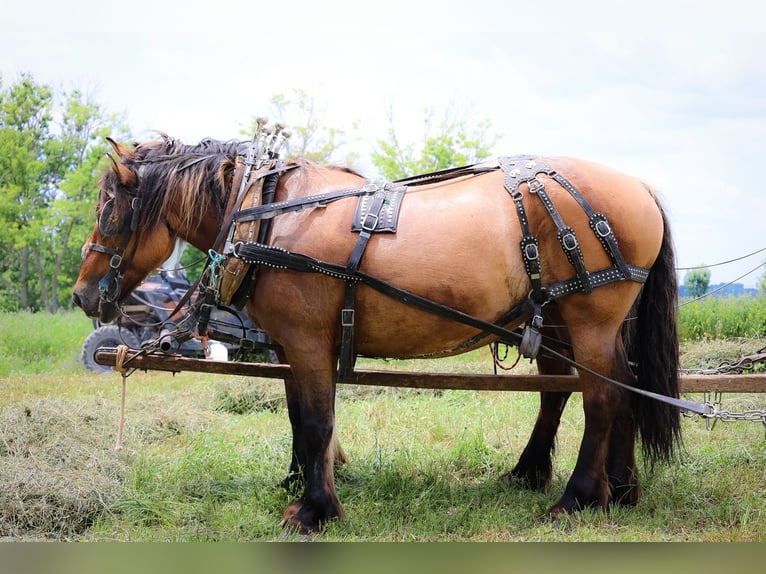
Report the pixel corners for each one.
[681,343,766,434]
[682,391,766,437]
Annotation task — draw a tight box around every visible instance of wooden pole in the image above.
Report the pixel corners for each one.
[94,348,766,393]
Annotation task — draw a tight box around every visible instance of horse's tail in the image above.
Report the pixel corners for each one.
[625,194,682,465]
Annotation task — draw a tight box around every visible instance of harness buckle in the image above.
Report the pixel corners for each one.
[595,219,612,238]
[361,212,379,232]
[561,232,579,251]
[109,254,123,269]
[341,308,355,327]
[527,177,545,194]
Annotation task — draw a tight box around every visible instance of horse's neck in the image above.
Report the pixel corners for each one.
[169,194,222,254]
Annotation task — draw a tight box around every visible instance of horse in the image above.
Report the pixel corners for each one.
[72,133,682,533]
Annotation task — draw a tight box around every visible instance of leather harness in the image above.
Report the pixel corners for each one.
[220,155,652,381]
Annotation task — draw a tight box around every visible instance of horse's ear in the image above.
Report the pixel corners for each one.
[106,153,119,172]
[106,152,137,188]
[106,136,137,160]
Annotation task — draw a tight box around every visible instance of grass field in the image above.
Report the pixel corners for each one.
[1,310,765,541]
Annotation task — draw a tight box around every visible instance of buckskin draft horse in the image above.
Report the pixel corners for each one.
[73,130,687,533]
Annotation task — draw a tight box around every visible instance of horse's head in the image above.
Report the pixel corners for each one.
[72,137,182,322]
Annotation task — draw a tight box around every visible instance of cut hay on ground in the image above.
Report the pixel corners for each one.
[0,398,127,539]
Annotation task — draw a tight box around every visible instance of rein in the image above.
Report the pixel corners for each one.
[233,241,710,416]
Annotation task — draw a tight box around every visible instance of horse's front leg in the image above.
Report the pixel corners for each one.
[279,352,344,533]
[279,348,348,494]
[281,372,306,493]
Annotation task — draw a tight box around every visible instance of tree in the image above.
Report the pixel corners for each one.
[370,105,500,180]
[245,88,356,165]
[0,73,128,312]
[684,266,711,298]
[0,74,54,311]
[759,263,766,295]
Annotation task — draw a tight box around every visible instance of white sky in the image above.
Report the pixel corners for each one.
[2,0,765,286]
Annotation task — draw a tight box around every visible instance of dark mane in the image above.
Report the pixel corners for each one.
[136,134,242,232]
[100,133,365,235]
[97,134,242,234]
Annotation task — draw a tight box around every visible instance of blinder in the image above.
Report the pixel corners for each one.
[98,196,141,237]
[98,198,120,236]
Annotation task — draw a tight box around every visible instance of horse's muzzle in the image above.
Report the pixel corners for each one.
[72,288,119,323]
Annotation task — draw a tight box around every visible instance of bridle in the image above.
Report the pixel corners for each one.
[85,167,177,307]
[85,191,145,305]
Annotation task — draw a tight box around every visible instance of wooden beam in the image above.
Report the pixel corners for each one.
[94,348,766,393]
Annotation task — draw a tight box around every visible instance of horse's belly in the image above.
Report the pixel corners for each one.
[351,248,530,358]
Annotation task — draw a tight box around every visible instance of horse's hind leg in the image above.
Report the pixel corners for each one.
[506,388,571,490]
[546,324,625,514]
[604,346,641,506]
[505,320,572,490]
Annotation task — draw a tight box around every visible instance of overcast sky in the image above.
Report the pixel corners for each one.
[2,0,765,286]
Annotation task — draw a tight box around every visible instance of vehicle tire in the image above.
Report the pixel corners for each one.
[81,325,141,373]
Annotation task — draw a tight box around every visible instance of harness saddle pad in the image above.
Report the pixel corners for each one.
[219,167,268,305]
[351,182,407,233]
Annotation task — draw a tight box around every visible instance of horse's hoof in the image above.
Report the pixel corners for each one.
[610,484,642,507]
[502,468,551,491]
[280,503,317,534]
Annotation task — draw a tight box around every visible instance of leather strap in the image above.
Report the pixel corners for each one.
[231,241,708,416]
[338,185,389,382]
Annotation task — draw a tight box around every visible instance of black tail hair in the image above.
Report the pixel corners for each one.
[625,196,682,465]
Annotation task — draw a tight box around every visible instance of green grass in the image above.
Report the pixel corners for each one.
[1,309,766,541]
[679,295,766,340]
[0,310,93,376]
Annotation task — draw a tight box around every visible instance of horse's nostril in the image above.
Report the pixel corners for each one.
[72,292,82,309]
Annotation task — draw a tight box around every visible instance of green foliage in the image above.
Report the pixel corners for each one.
[0,72,129,313]
[678,295,766,340]
[370,106,500,180]
[213,380,285,414]
[684,266,711,298]
[246,88,356,166]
